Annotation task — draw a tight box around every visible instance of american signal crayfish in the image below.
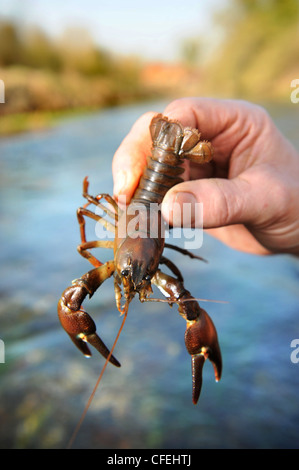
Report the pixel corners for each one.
[58,114,222,405]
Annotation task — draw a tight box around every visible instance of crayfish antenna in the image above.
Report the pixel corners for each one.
[67,301,129,449]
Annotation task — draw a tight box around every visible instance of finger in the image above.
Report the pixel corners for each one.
[112,98,245,201]
[112,111,156,202]
[164,97,269,168]
[161,175,262,229]
[164,97,240,139]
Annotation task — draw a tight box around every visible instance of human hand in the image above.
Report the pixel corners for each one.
[112,97,299,256]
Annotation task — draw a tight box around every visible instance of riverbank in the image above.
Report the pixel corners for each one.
[0,108,94,136]
[0,62,296,137]
[0,65,160,136]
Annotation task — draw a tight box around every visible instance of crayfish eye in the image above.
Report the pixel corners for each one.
[121,268,130,277]
[143,274,151,282]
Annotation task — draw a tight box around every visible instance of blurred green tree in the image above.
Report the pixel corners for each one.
[180,37,202,67]
[206,0,299,98]
[22,28,62,71]
[0,22,22,66]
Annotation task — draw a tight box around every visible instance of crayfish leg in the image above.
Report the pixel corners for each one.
[77,240,114,267]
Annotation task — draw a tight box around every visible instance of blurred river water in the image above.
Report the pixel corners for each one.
[0,101,299,449]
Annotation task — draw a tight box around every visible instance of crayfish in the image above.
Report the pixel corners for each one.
[58,114,222,405]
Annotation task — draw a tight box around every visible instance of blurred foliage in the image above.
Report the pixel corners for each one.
[0,21,138,78]
[0,0,298,134]
[0,20,156,131]
[179,38,203,67]
[203,0,299,99]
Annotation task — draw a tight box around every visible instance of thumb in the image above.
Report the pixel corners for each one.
[161,177,260,229]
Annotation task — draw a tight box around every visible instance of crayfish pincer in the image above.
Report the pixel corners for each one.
[57,113,222,404]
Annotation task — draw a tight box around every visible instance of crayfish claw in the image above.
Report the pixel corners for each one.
[184,308,222,404]
[70,334,93,357]
[57,291,121,367]
[191,354,205,405]
[208,343,222,384]
[84,332,121,367]
[68,326,120,366]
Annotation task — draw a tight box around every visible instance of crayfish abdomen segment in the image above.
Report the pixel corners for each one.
[132,115,185,204]
[132,113,213,205]
[133,156,185,204]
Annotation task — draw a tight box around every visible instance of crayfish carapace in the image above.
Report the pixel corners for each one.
[58,114,222,405]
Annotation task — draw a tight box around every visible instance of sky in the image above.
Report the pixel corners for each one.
[0,0,227,62]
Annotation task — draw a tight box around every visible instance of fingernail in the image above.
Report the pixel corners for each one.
[113,170,127,196]
[164,192,198,227]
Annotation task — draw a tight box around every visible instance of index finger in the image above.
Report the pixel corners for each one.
[112,111,156,202]
[163,97,264,166]
[112,97,266,201]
